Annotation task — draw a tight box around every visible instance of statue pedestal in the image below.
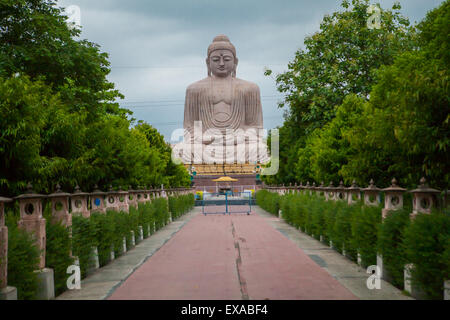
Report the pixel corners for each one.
[0,286,17,300]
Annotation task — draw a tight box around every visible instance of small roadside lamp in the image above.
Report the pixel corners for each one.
[71,185,90,218]
[127,186,138,209]
[136,186,146,203]
[335,181,348,201]
[0,196,12,291]
[105,185,120,212]
[316,181,325,197]
[409,177,440,218]
[305,181,311,195]
[324,181,335,201]
[15,183,47,269]
[48,184,71,227]
[362,179,381,207]
[117,186,129,213]
[382,178,406,219]
[347,180,361,205]
[90,185,107,214]
[310,182,317,196]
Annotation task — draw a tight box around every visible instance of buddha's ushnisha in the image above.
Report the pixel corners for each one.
[183,35,263,140]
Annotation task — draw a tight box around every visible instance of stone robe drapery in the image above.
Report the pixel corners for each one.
[183,77,263,137]
[181,77,268,164]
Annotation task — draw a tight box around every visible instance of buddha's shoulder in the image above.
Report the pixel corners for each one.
[186,78,210,92]
[234,78,260,92]
[186,77,260,92]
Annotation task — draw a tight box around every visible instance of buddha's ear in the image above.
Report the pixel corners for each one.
[206,58,211,77]
[233,58,239,78]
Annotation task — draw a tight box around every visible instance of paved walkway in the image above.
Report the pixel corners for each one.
[58,206,412,300]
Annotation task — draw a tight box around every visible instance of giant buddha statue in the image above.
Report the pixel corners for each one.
[180,35,269,165]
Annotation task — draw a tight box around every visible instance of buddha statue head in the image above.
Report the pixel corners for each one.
[206,35,239,78]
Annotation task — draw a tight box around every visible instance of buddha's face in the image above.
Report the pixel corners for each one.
[208,49,236,78]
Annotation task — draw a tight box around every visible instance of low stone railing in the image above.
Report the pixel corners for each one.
[0,184,194,300]
[264,177,449,300]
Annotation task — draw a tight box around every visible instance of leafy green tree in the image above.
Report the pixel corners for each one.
[0,75,63,195]
[0,0,191,195]
[295,94,364,184]
[0,0,126,117]
[341,0,449,188]
[264,0,414,185]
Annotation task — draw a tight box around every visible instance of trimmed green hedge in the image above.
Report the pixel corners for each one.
[44,218,74,296]
[403,210,450,299]
[256,190,450,299]
[256,190,280,215]
[377,208,410,288]
[5,211,40,300]
[169,194,195,220]
[4,194,193,300]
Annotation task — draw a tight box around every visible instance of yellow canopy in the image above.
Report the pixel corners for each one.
[212,176,238,182]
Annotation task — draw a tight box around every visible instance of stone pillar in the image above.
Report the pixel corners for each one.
[116,187,129,213]
[122,237,127,253]
[144,187,151,203]
[362,179,381,207]
[15,184,54,300]
[444,190,450,209]
[404,263,427,299]
[409,177,440,219]
[105,186,120,212]
[381,178,406,220]
[445,280,450,300]
[324,182,335,201]
[87,247,100,276]
[347,180,361,205]
[15,184,46,269]
[316,182,325,197]
[335,181,348,202]
[0,197,17,300]
[402,178,440,299]
[110,245,115,261]
[138,226,143,242]
[90,185,107,214]
[136,186,146,204]
[161,184,168,199]
[71,185,90,218]
[130,231,135,247]
[376,179,406,283]
[48,184,71,227]
[127,187,138,209]
[310,182,317,196]
[376,253,390,282]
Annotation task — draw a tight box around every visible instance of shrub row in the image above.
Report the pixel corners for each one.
[5,194,194,299]
[169,194,195,220]
[256,190,450,299]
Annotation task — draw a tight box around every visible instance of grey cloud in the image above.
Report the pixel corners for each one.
[57,0,445,139]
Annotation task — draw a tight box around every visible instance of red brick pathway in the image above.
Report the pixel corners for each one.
[108,209,357,300]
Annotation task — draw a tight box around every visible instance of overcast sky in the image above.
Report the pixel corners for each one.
[56,0,444,141]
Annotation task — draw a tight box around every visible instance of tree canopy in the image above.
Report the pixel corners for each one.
[0,0,190,196]
[263,0,449,190]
